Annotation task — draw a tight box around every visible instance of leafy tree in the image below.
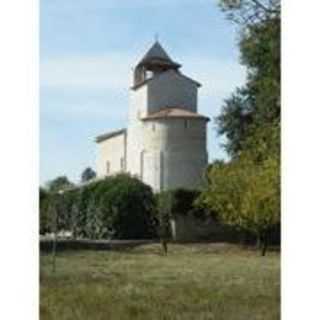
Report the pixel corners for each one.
[46,176,74,193]
[157,189,204,219]
[85,200,107,239]
[219,0,280,26]
[200,153,280,255]
[81,167,96,183]
[46,198,59,273]
[96,174,157,239]
[217,0,280,157]
[39,187,51,234]
[199,1,281,254]
[70,203,80,239]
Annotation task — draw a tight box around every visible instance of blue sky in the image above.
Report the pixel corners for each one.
[40,0,246,185]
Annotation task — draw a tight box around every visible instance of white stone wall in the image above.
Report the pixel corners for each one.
[142,118,208,191]
[126,86,148,177]
[106,68,206,191]
[96,133,126,177]
[147,70,198,113]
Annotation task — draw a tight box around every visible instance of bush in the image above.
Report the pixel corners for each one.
[95,174,157,239]
[40,174,157,240]
[156,188,203,218]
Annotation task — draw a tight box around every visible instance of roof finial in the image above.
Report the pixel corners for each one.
[154,33,159,42]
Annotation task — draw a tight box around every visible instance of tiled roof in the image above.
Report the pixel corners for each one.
[95,128,126,143]
[137,41,180,67]
[131,70,201,90]
[141,107,210,121]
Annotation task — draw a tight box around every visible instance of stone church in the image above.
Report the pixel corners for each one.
[95,41,209,192]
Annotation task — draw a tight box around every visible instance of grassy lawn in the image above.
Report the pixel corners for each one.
[40,243,280,320]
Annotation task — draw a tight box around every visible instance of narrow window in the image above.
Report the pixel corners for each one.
[140,150,144,180]
[184,120,189,129]
[120,157,124,171]
[152,123,156,132]
[106,161,110,174]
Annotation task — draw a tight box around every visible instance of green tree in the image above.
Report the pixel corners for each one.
[85,200,107,239]
[217,0,280,157]
[70,202,80,239]
[96,174,157,239]
[39,187,51,234]
[219,0,280,26]
[46,176,74,193]
[201,153,279,255]
[199,1,281,253]
[46,197,59,272]
[81,167,96,183]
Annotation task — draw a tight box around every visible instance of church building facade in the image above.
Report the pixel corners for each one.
[96,41,209,192]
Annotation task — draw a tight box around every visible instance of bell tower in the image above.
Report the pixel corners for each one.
[126,41,205,185]
[132,41,181,87]
[96,40,209,191]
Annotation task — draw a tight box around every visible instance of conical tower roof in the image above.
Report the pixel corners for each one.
[137,41,181,68]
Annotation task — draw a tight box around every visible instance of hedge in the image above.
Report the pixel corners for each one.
[39,174,157,240]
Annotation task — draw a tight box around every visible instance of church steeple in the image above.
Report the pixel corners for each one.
[133,41,181,87]
[138,41,180,67]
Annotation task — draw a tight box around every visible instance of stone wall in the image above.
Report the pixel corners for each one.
[142,118,208,191]
[171,215,280,244]
[126,85,148,177]
[170,215,218,242]
[170,215,250,243]
[147,70,198,113]
[96,132,126,177]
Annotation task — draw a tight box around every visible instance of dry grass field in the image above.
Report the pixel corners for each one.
[40,243,280,320]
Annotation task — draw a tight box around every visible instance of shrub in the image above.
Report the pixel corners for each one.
[156,188,203,218]
[40,174,157,240]
[95,174,157,239]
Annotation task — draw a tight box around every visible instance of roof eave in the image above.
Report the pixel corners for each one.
[141,116,210,122]
[95,129,127,143]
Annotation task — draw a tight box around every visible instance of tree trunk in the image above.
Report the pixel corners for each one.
[52,233,57,273]
[261,233,268,256]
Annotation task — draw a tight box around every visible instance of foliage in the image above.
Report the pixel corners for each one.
[81,167,96,183]
[200,0,281,255]
[156,188,203,219]
[217,1,280,158]
[200,152,280,255]
[84,200,107,239]
[95,174,157,239]
[156,191,173,240]
[46,176,74,193]
[156,188,206,240]
[39,188,51,234]
[219,0,280,26]
[40,174,157,240]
